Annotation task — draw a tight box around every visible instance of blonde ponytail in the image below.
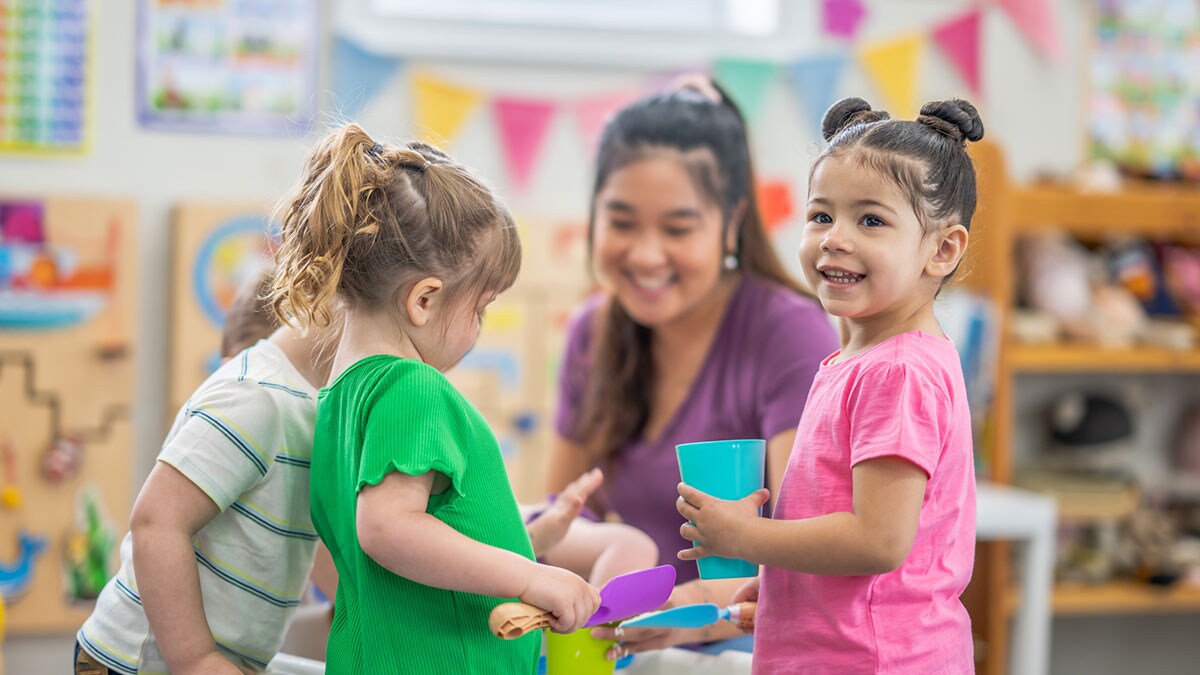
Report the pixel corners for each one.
[270,125,520,331]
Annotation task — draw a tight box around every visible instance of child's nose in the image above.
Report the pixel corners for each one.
[628,233,668,267]
[821,220,854,254]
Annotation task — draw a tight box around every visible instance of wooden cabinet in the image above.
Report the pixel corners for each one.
[962,142,1200,675]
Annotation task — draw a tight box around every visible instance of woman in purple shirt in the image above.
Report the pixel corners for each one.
[547,81,839,656]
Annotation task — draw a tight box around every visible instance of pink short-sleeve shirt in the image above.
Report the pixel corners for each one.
[756,331,976,674]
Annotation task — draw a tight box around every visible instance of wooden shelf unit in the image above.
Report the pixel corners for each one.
[962,142,1200,675]
[1005,581,1200,617]
[1008,344,1200,373]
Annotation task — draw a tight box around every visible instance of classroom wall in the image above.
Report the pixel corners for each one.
[7,1,1197,673]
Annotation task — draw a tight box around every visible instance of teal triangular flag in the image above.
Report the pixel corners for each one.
[789,53,848,139]
[712,58,778,124]
[333,35,401,119]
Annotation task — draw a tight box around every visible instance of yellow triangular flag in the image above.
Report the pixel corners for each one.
[858,34,923,120]
[413,72,483,147]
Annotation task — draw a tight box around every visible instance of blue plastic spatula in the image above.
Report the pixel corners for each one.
[618,603,720,629]
[618,601,757,631]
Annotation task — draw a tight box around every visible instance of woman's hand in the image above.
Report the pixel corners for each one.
[732,575,760,605]
[592,577,750,660]
[676,483,770,561]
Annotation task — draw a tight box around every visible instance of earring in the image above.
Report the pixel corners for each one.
[723,253,739,271]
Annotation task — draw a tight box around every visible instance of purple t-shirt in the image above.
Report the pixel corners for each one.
[555,275,839,582]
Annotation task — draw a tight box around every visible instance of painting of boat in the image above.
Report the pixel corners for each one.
[0,202,118,331]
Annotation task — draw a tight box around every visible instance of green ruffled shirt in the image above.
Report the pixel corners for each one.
[312,356,538,675]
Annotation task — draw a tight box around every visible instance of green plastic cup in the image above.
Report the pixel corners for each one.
[544,628,616,675]
[676,438,766,579]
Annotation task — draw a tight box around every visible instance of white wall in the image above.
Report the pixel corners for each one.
[8,1,1197,674]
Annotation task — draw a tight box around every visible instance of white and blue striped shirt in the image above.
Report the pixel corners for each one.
[78,340,319,674]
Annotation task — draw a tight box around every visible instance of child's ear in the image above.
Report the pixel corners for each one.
[926,224,969,279]
[404,277,445,328]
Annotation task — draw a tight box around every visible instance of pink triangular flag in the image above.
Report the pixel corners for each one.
[932,10,983,95]
[998,0,1063,62]
[493,97,556,194]
[822,0,867,40]
[574,89,642,156]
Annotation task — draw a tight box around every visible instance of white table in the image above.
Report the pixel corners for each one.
[976,482,1058,675]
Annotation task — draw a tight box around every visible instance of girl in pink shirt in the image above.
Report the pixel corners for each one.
[676,97,983,674]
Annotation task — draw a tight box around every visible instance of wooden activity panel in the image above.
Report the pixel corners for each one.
[446,217,593,502]
[168,202,274,418]
[0,195,136,632]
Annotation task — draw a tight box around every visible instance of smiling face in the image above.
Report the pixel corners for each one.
[800,152,943,332]
[591,155,731,330]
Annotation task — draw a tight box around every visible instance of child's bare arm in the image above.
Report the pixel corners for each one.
[131,462,253,675]
[357,470,601,633]
[678,456,927,576]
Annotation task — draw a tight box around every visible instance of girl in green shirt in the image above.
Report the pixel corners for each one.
[268,124,601,675]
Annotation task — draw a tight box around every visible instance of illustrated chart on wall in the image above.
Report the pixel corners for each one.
[445,217,593,502]
[169,203,275,418]
[1089,0,1200,179]
[0,196,137,632]
[0,0,92,154]
[137,0,318,135]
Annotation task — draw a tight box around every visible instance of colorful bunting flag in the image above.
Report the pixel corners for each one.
[573,89,642,155]
[493,97,556,194]
[822,0,867,40]
[859,34,924,120]
[413,72,483,147]
[998,0,1063,63]
[789,53,848,139]
[332,36,401,119]
[932,10,983,96]
[713,58,778,124]
[757,180,795,234]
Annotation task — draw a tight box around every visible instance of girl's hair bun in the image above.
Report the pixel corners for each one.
[917,99,985,143]
[821,97,890,141]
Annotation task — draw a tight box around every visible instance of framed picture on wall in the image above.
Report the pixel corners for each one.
[136,0,319,136]
[1088,0,1200,180]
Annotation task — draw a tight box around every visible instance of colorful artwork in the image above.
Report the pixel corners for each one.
[62,488,115,602]
[192,214,273,328]
[1089,0,1200,179]
[137,0,318,135]
[0,201,118,330]
[0,0,90,154]
[0,530,48,603]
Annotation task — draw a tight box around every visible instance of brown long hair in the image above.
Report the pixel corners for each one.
[577,88,811,466]
[269,124,520,332]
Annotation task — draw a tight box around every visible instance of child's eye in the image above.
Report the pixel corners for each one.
[862,215,886,228]
[664,226,691,238]
[608,220,635,231]
[809,212,832,224]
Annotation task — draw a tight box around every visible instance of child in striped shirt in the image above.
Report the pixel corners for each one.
[75,270,335,675]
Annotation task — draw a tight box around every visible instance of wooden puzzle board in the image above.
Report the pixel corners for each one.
[0,195,137,633]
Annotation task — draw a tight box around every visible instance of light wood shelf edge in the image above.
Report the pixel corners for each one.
[1007,582,1200,617]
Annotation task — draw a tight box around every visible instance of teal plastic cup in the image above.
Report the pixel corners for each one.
[675,438,765,579]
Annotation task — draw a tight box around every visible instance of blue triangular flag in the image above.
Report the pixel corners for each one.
[333,35,401,119]
[789,53,848,139]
